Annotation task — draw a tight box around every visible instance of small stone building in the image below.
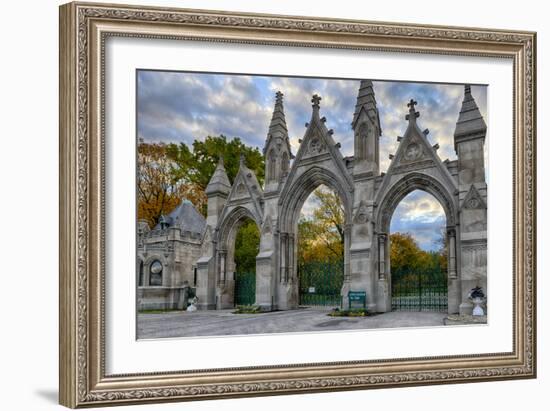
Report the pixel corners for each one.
[137,200,205,310]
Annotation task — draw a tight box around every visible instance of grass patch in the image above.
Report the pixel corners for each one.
[138,309,182,314]
[233,305,262,314]
[328,308,369,317]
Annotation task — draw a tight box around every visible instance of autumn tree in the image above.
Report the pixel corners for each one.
[389,232,447,282]
[297,186,345,264]
[137,140,205,228]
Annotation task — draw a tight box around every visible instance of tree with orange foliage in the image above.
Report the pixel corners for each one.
[297,187,345,264]
[137,140,205,228]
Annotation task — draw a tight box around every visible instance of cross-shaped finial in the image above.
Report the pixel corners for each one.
[311,94,322,107]
[275,91,284,101]
[405,98,420,122]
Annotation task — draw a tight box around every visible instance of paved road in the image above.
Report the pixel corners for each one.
[137,308,448,339]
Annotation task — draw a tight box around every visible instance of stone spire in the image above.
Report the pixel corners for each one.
[264,91,293,187]
[205,157,231,196]
[352,80,381,132]
[454,85,487,149]
[264,91,291,154]
[352,80,382,174]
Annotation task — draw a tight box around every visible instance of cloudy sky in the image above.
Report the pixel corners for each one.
[137,70,487,251]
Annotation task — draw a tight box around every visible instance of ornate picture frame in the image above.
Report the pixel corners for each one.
[59,1,536,408]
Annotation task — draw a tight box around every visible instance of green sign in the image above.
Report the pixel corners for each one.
[348,291,367,309]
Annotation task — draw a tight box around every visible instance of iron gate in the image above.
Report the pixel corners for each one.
[234,271,255,306]
[391,266,447,311]
[298,260,344,307]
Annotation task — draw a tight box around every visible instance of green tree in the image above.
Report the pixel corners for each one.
[234,220,260,273]
[297,186,345,264]
[167,135,265,191]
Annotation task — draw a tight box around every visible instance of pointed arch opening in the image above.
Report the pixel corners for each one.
[297,185,345,307]
[388,190,448,312]
[217,206,261,308]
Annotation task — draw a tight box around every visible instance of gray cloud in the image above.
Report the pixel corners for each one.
[138,71,486,250]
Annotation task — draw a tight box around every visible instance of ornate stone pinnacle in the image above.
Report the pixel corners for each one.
[405,98,420,122]
[275,90,284,101]
[240,153,246,166]
[311,94,322,107]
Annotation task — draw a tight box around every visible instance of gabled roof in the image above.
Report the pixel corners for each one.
[155,200,206,234]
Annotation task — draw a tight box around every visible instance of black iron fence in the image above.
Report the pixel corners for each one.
[391,266,447,312]
[298,260,344,307]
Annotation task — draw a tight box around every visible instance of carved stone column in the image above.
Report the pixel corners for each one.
[344,224,352,282]
[287,233,294,283]
[217,250,227,285]
[279,232,288,283]
[378,233,387,279]
[447,228,457,279]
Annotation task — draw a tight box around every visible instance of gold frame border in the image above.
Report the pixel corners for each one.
[59,2,537,408]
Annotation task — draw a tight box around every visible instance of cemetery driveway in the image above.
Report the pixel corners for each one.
[137,308,449,339]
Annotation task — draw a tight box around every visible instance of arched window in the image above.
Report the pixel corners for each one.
[149,260,163,286]
[357,123,368,160]
[268,149,277,182]
[281,151,289,175]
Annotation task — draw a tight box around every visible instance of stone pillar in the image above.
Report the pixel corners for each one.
[215,250,231,309]
[378,233,387,279]
[375,232,391,312]
[447,227,460,314]
[276,232,297,310]
[447,228,457,279]
[288,233,295,284]
[256,215,277,311]
[218,250,226,285]
[344,224,352,282]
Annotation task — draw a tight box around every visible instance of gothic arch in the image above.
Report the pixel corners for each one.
[218,205,261,250]
[278,165,353,233]
[375,172,457,233]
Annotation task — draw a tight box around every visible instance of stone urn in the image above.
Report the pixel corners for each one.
[468,286,486,316]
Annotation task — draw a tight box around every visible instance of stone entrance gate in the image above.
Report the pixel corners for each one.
[196,82,487,315]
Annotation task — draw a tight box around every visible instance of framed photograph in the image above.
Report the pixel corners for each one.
[59,1,537,408]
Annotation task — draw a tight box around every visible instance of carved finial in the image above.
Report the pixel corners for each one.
[275,90,284,102]
[240,153,245,166]
[311,94,322,108]
[405,98,420,122]
[465,84,472,95]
